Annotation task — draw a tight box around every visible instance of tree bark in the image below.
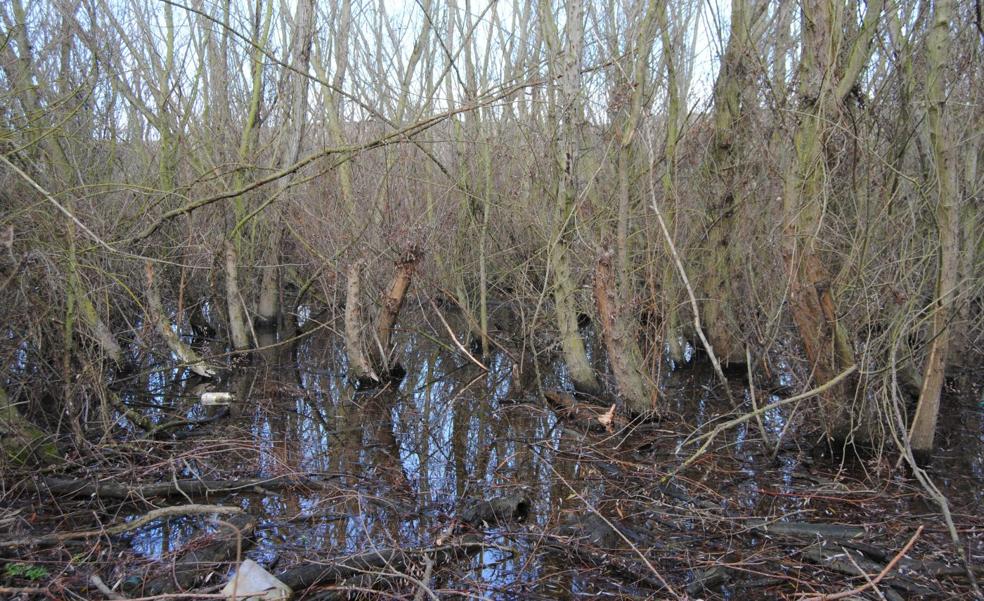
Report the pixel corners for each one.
[373,251,420,371]
[702,0,758,364]
[256,0,315,328]
[594,250,653,415]
[781,0,882,444]
[540,0,601,396]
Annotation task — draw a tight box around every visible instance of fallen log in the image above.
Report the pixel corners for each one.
[34,475,332,500]
[749,520,865,541]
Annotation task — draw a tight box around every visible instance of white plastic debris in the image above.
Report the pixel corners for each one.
[200,392,235,405]
[221,559,291,601]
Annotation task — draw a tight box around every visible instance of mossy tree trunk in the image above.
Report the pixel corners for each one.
[0,387,60,466]
[594,251,653,414]
[701,0,759,365]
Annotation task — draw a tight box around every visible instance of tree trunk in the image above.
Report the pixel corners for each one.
[702,0,757,365]
[781,0,882,444]
[909,0,956,462]
[344,260,378,386]
[224,241,251,350]
[540,0,601,396]
[256,0,315,328]
[551,239,601,396]
[594,250,653,415]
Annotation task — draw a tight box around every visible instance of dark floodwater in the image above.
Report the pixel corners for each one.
[114,317,983,599]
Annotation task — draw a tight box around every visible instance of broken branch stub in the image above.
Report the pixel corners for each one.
[344,250,421,389]
[373,249,421,371]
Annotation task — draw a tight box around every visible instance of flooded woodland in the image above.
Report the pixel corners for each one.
[0,0,982,599]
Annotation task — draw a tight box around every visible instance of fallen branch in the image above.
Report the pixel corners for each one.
[145,261,216,378]
[0,504,242,549]
[802,526,923,600]
[278,534,483,591]
[666,365,857,481]
[33,475,331,500]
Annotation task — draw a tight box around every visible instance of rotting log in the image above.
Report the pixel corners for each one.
[144,261,215,378]
[593,249,654,416]
[137,512,257,596]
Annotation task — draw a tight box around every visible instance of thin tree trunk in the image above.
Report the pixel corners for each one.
[909,0,957,462]
[256,0,315,327]
[344,260,378,386]
[702,0,757,364]
[224,241,250,350]
[540,0,601,396]
[781,0,882,444]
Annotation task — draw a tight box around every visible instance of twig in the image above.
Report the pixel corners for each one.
[89,574,126,600]
[428,298,488,371]
[747,345,770,445]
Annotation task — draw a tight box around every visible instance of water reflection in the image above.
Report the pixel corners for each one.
[117,318,984,597]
